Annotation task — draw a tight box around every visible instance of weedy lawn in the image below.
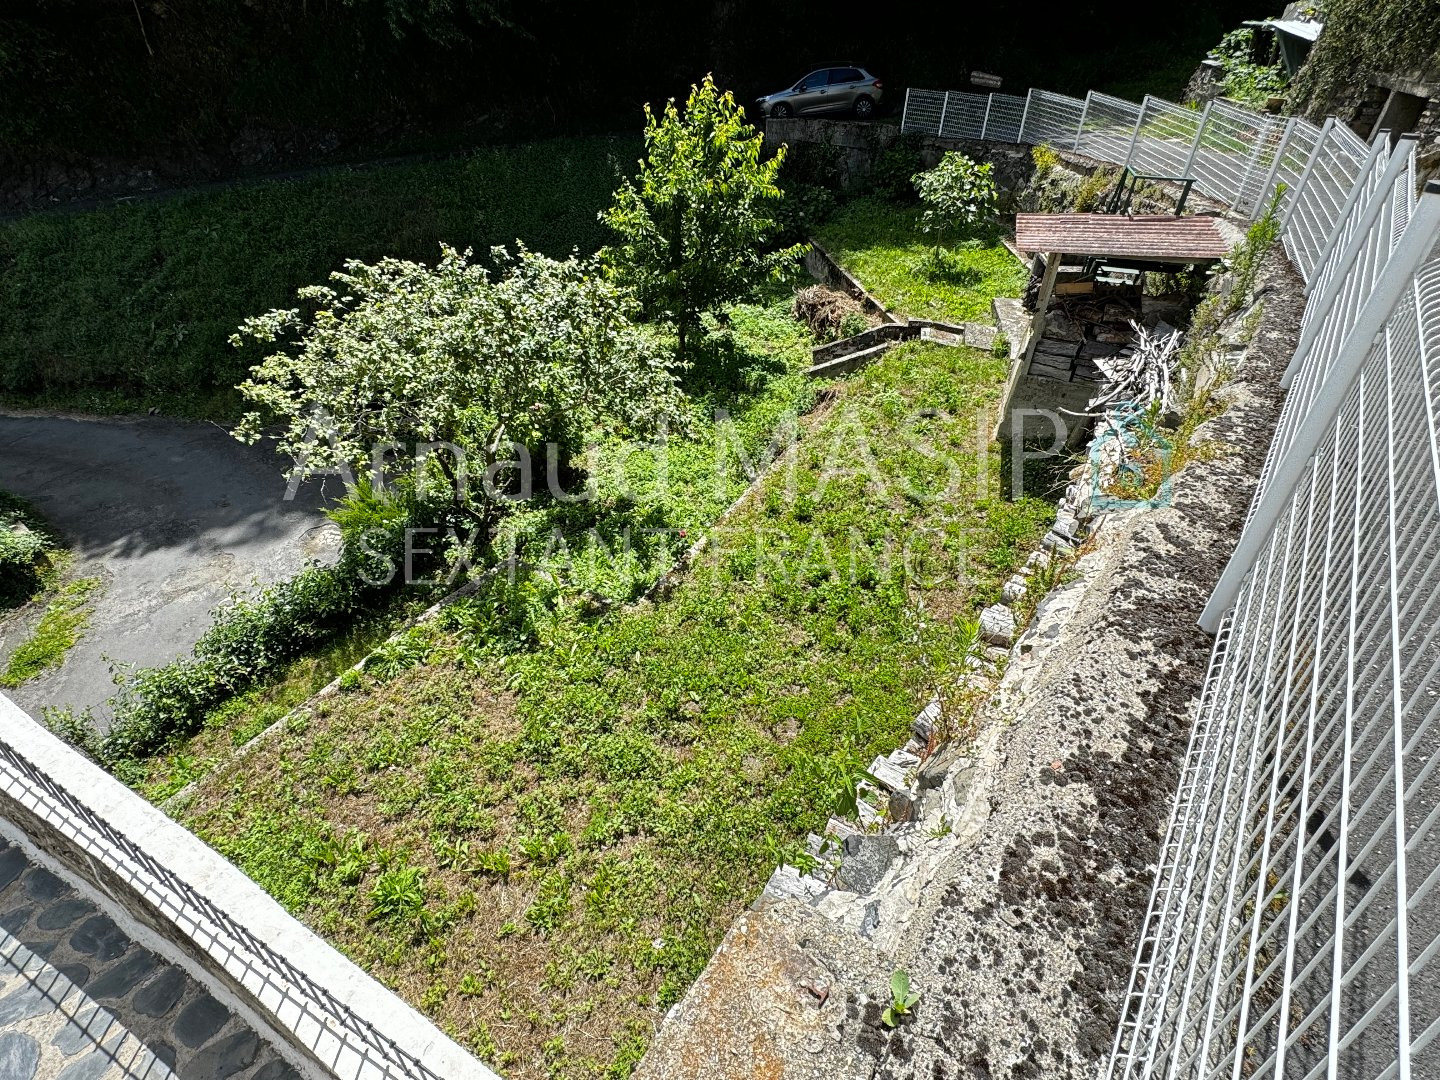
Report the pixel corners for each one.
[816,197,1028,325]
[178,339,1052,1079]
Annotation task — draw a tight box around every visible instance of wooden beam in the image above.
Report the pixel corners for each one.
[1022,252,1062,371]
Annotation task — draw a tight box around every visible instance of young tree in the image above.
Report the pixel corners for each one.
[232,244,678,522]
[601,74,806,360]
[912,152,1000,263]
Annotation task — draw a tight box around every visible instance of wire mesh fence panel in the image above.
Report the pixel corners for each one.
[1128,96,1205,179]
[900,88,946,136]
[1108,252,1440,1080]
[1077,91,1143,164]
[939,91,988,140]
[1258,148,1415,513]
[1183,101,1279,212]
[983,93,1028,143]
[1107,117,1440,1079]
[1019,89,1088,150]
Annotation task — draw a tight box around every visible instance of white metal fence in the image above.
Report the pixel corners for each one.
[902,84,1440,1078]
[900,86,1373,237]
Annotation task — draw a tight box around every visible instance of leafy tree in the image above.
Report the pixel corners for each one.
[912,152,1000,263]
[232,244,677,522]
[601,74,806,360]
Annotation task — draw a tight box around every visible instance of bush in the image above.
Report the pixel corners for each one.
[792,285,866,341]
[772,182,839,245]
[0,493,52,609]
[869,136,924,204]
[912,152,1000,256]
[1073,167,1118,212]
[1030,143,1062,175]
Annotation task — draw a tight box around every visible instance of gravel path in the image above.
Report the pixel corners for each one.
[0,414,336,728]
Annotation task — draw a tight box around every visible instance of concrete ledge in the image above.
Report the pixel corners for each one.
[0,693,498,1080]
[805,240,904,325]
[809,322,915,365]
[806,341,899,378]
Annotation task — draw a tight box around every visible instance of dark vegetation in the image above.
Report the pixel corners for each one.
[2,0,1267,192]
[0,490,56,610]
[0,137,636,414]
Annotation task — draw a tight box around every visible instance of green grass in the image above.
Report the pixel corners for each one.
[815,198,1028,325]
[126,599,420,802]
[1,577,101,688]
[178,339,1052,1079]
[0,135,639,417]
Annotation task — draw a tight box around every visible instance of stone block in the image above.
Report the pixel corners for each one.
[1001,575,1028,603]
[836,834,900,894]
[979,604,1016,646]
[963,321,997,351]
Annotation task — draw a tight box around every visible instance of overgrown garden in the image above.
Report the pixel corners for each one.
[41,74,1049,1078]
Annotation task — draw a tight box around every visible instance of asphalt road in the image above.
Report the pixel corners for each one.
[0,413,338,727]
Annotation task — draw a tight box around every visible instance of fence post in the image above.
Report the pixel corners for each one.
[1200,180,1440,633]
[1282,116,1335,231]
[1019,88,1034,144]
[1181,100,1214,178]
[1303,134,1390,295]
[1075,92,1092,151]
[981,92,993,141]
[938,91,950,137]
[1124,97,1148,169]
[1284,134,1419,386]
[1251,116,1298,222]
[1234,115,1274,215]
[901,88,911,133]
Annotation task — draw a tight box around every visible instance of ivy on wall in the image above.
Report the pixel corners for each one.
[1288,0,1440,118]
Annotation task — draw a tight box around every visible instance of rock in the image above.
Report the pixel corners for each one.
[1001,575,1028,603]
[1026,550,1052,573]
[912,698,941,744]
[68,914,128,961]
[134,966,188,1018]
[888,790,916,823]
[634,901,885,1080]
[964,321,998,351]
[0,1031,40,1080]
[867,756,911,793]
[1040,532,1075,555]
[825,816,862,841]
[836,834,900,894]
[979,604,1016,646]
[174,993,229,1048]
[85,950,158,1000]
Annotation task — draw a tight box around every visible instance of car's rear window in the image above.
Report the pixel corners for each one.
[830,68,863,84]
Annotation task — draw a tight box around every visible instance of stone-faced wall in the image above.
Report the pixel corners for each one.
[763,118,1038,194]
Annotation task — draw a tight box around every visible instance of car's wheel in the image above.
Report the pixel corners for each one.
[853,96,874,120]
[770,102,793,119]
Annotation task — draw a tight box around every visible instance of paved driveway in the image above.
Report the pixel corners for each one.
[0,414,337,727]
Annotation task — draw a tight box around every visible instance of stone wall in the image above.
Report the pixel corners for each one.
[764,118,1039,194]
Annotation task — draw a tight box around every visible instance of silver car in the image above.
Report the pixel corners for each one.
[756,66,885,120]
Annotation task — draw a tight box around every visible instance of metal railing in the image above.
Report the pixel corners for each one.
[900,82,1440,1078]
[900,85,1372,239]
[0,735,450,1080]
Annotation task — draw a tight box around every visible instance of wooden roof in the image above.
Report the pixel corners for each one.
[1015,213,1230,262]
